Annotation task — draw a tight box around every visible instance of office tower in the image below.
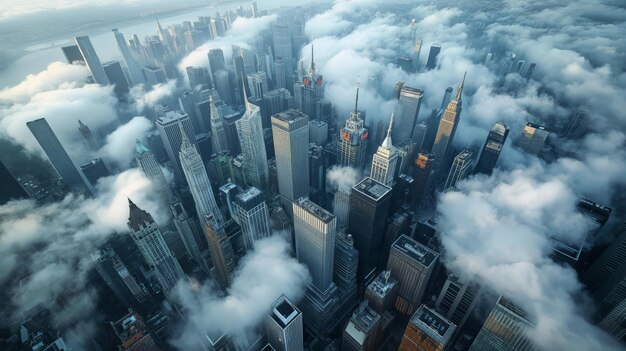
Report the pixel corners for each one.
[111,310,160,351]
[348,177,392,287]
[186,66,210,90]
[156,111,196,181]
[263,88,293,125]
[399,305,456,351]
[27,118,93,194]
[412,153,434,212]
[396,141,418,176]
[394,86,424,143]
[423,109,442,153]
[388,235,438,315]
[293,197,340,334]
[80,158,110,186]
[365,270,399,315]
[431,73,465,174]
[342,301,381,351]
[142,66,167,86]
[204,217,237,287]
[170,198,207,271]
[232,186,271,250]
[334,231,359,302]
[74,35,109,85]
[179,91,204,134]
[247,71,269,99]
[61,45,84,65]
[179,125,223,227]
[475,122,509,175]
[127,199,185,293]
[297,46,325,119]
[412,39,423,72]
[393,81,405,99]
[440,87,453,110]
[77,119,101,152]
[334,182,352,227]
[0,160,28,204]
[338,83,369,169]
[208,49,226,76]
[516,122,549,156]
[92,246,147,308]
[413,121,427,152]
[370,112,398,187]
[435,274,482,335]
[135,140,173,199]
[309,144,326,203]
[425,44,441,70]
[469,297,535,351]
[272,24,293,72]
[443,149,473,191]
[274,58,287,90]
[102,61,130,98]
[264,295,304,351]
[272,109,310,211]
[524,62,537,79]
[237,86,269,191]
[563,108,588,139]
[209,96,229,154]
[309,120,328,146]
[380,211,411,268]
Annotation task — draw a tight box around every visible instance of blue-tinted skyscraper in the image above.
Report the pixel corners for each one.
[74,35,110,85]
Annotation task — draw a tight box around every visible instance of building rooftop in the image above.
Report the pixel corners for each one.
[310,119,328,127]
[497,297,533,324]
[411,305,455,345]
[157,110,187,125]
[392,234,438,267]
[525,122,548,131]
[272,109,308,129]
[270,295,300,328]
[367,270,397,299]
[353,177,391,200]
[295,197,335,224]
[400,86,424,95]
[345,302,380,345]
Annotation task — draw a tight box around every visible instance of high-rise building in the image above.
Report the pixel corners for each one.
[380,210,411,268]
[156,111,196,181]
[80,158,110,186]
[342,301,382,351]
[398,305,456,351]
[263,88,294,126]
[27,118,93,194]
[247,71,269,99]
[127,199,185,293]
[435,274,482,337]
[111,310,161,351]
[204,217,237,287]
[135,140,173,199]
[232,186,271,250]
[309,144,326,202]
[77,119,101,153]
[92,246,147,308]
[365,270,399,315]
[443,149,473,191]
[334,231,359,302]
[516,122,549,156]
[425,44,441,70]
[348,177,392,287]
[208,96,229,154]
[61,44,84,65]
[272,24,293,73]
[0,160,28,204]
[469,297,535,351]
[272,109,310,212]
[264,295,304,351]
[387,235,438,315]
[112,29,144,85]
[334,182,352,227]
[170,198,207,271]
[179,91,205,134]
[394,86,423,143]
[309,120,328,146]
[142,66,167,87]
[412,39,423,72]
[179,124,223,227]
[338,83,369,169]
[274,58,287,90]
[103,60,130,98]
[74,35,110,85]
[370,111,398,187]
[474,122,509,175]
[186,66,210,91]
[237,85,269,191]
[208,49,226,78]
[563,108,588,139]
[411,153,435,209]
[296,46,324,120]
[431,73,465,174]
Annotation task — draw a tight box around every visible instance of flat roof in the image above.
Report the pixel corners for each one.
[392,235,438,267]
[295,197,334,223]
[353,177,391,200]
[270,295,300,328]
[411,305,455,345]
[367,271,397,298]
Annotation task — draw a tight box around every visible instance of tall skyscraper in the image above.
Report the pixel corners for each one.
[412,39,423,72]
[170,199,207,271]
[435,274,482,337]
[156,111,196,181]
[92,246,148,308]
[102,61,130,98]
[474,122,509,175]
[247,71,269,99]
[272,24,293,73]
[370,111,398,187]
[516,122,549,156]
[204,217,237,287]
[0,160,28,204]
[264,295,304,351]
[334,231,359,304]
[61,45,84,65]
[387,235,438,315]
[399,305,456,351]
[309,120,328,146]
[78,120,101,152]
[232,186,271,250]
[341,301,381,351]
[296,46,325,120]
[348,177,392,287]
[272,109,310,212]
[74,35,110,85]
[80,158,110,186]
[208,96,229,154]
[179,124,223,227]
[469,297,535,351]
[365,270,399,315]
[425,44,441,70]
[334,182,352,227]
[135,140,173,199]
[237,84,269,191]
[27,118,93,194]
[127,199,185,293]
[431,73,465,174]
[394,86,423,143]
[338,82,369,169]
[112,29,144,85]
[411,153,435,209]
[443,149,473,191]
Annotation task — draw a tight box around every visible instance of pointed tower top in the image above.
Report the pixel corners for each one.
[209,95,221,122]
[353,77,360,115]
[241,76,252,113]
[309,44,315,71]
[78,120,85,126]
[381,110,395,149]
[455,71,466,100]
[128,197,135,207]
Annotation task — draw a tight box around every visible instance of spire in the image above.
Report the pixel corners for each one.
[455,71,466,100]
[241,76,252,113]
[381,111,394,149]
[350,78,360,120]
[309,44,315,71]
[178,121,192,151]
[78,120,85,127]
[209,95,221,122]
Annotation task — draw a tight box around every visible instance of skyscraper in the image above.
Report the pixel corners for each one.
[272,109,310,212]
[398,305,456,351]
[237,84,269,191]
[365,270,399,315]
[435,274,482,336]
[425,44,441,70]
[27,118,93,194]
[208,96,228,154]
[0,160,28,204]
[443,149,473,191]
[102,61,130,98]
[338,82,369,169]
[204,217,237,287]
[411,153,435,209]
[431,73,465,174]
[179,124,223,227]
[341,301,381,351]
[412,39,423,72]
[334,231,359,304]
[309,120,328,146]
[74,35,110,85]
[247,71,269,99]
[232,186,271,250]
[80,158,110,186]
[156,110,196,181]
[348,177,392,287]
[170,198,207,271]
[77,120,101,153]
[474,122,509,175]
[516,122,549,156]
[334,182,352,227]
[61,45,84,65]
[296,46,324,120]
[135,140,173,199]
[92,246,147,308]
[394,86,423,143]
[127,199,185,293]
[370,111,398,187]
[112,29,144,85]
[111,311,160,351]
[272,24,293,73]
[264,295,304,351]
[469,297,535,351]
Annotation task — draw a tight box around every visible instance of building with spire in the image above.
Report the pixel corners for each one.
[77,120,101,152]
[127,199,185,294]
[135,140,173,199]
[237,80,269,191]
[209,95,229,154]
[338,81,369,169]
[295,45,324,120]
[179,124,223,227]
[370,111,398,187]
[443,149,473,191]
[431,72,466,174]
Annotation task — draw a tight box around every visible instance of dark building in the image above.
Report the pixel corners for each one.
[365,270,399,315]
[411,153,435,210]
[425,45,441,70]
[81,158,110,186]
[61,44,84,64]
[222,110,243,156]
[103,61,130,98]
[0,160,28,204]
[474,122,509,175]
[380,210,411,269]
[341,301,381,351]
[186,66,211,90]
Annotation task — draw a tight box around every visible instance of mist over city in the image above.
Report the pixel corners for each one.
[0,0,625,350]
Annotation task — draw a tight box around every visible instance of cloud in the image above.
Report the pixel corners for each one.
[102,116,153,167]
[326,165,361,189]
[129,79,178,113]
